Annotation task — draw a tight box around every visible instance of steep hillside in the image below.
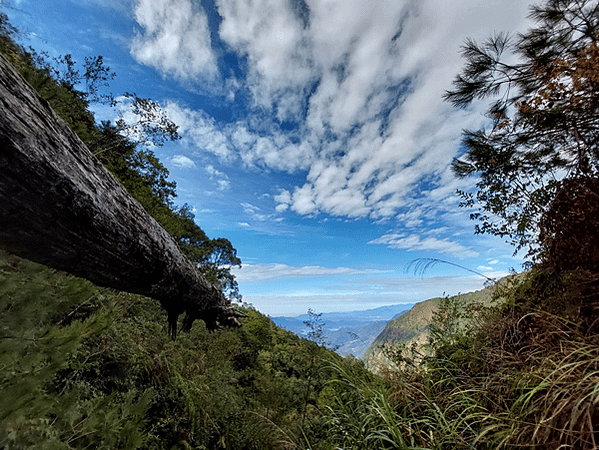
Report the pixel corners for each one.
[328,320,389,358]
[0,251,372,449]
[364,283,496,371]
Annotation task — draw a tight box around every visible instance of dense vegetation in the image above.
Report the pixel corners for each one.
[362,284,497,371]
[0,251,371,449]
[324,1,599,448]
[1,0,599,448]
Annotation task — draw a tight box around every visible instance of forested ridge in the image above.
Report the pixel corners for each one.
[2,1,599,449]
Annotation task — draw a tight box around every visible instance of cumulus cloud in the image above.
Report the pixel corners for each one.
[171,154,196,169]
[274,189,292,212]
[233,263,387,282]
[165,101,315,170]
[205,165,230,190]
[369,233,479,259]
[130,0,218,82]
[215,0,532,225]
[129,0,532,241]
[165,102,234,161]
[216,0,315,119]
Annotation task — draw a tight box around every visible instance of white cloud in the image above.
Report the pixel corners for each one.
[165,101,315,171]
[213,0,532,225]
[130,0,533,234]
[205,165,230,190]
[216,0,315,119]
[165,102,235,161]
[427,227,449,236]
[369,233,479,259]
[171,154,196,169]
[274,189,292,212]
[241,202,272,222]
[130,0,218,82]
[233,263,387,282]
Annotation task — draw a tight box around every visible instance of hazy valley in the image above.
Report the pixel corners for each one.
[271,303,413,358]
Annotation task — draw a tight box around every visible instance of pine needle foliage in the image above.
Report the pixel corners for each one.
[445,0,599,257]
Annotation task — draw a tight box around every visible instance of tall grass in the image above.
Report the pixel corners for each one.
[325,270,599,450]
[481,315,599,449]
[325,359,489,449]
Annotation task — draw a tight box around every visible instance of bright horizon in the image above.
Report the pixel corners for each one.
[5,0,531,316]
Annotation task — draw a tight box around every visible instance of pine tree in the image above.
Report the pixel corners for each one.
[445,0,599,258]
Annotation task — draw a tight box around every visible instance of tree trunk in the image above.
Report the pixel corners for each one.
[0,54,241,336]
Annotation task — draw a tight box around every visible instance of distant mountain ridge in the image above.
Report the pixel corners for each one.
[363,283,497,371]
[271,304,414,358]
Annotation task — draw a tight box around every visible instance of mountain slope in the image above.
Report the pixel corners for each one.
[364,284,496,371]
[0,251,371,449]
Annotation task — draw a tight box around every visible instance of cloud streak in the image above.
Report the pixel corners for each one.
[171,154,196,169]
[233,263,388,282]
[242,273,508,316]
[369,233,479,259]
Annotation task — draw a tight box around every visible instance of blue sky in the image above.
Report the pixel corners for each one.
[5,0,533,316]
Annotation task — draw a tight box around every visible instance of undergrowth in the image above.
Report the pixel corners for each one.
[325,268,599,449]
[0,251,368,450]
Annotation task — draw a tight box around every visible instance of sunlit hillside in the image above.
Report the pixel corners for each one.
[363,282,497,372]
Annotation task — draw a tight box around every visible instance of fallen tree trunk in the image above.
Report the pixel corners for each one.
[0,54,242,336]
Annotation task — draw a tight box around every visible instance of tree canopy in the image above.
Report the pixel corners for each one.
[445,0,599,259]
